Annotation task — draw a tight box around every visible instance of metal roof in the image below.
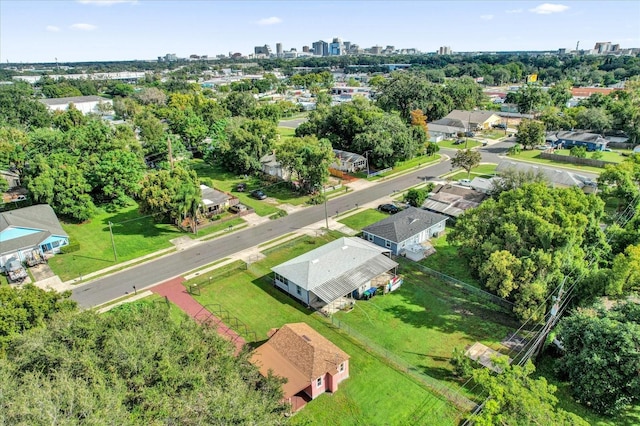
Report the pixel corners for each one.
[495,161,587,188]
[271,237,397,297]
[39,95,110,106]
[362,207,448,244]
[199,184,231,206]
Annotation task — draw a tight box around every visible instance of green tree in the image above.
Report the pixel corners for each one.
[0,303,287,424]
[447,183,607,321]
[597,156,640,211]
[0,284,76,351]
[451,149,481,179]
[607,244,640,295]
[575,107,612,134]
[404,187,430,207]
[468,358,589,425]
[276,136,334,193]
[88,150,146,207]
[25,153,95,222]
[223,91,258,117]
[557,303,640,414]
[490,167,548,197]
[569,146,587,158]
[213,118,276,174]
[516,119,546,150]
[548,80,573,107]
[352,113,417,168]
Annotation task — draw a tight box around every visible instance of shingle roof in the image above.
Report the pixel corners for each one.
[443,110,500,127]
[0,205,67,255]
[555,131,608,144]
[332,149,365,164]
[199,184,231,206]
[271,237,397,294]
[251,323,349,398]
[362,207,447,244]
[39,95,110,106]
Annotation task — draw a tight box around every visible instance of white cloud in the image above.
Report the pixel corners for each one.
[506,8,523,14]
[77,0,137,5]
[480,14,494,20]
[70,23,98,31]
[529,3,570,14]
[257,16,282,26]
[46,25,61,32]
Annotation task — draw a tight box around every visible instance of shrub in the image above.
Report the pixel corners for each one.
[60,241,80,254]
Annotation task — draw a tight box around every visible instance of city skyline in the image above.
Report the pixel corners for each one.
[2,0,639,63]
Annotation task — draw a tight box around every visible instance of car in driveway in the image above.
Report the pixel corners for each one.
[454,138,466,145]
[458,179,472,186]
[250,189,267,200]
[378,204,400,214]
[229,203,248,213]
[492,123,507,130]
[236,183,247,192]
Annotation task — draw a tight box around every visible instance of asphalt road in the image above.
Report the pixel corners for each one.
[72,157,455,308]
[71,141,596,307]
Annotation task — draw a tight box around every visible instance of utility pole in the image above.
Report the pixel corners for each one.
[108,221,118,262]
[323,186,329,230]
[531,278,566,360]
[167,136,174,170]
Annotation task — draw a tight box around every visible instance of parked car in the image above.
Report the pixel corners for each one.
[250,189,267,200]
[454,138,465,145]
[492,123,507,129]
[458,179,472,186]
[236,183,247,192]
[378,204,400,214]
[465,131,475,137]
[229,203,248,213]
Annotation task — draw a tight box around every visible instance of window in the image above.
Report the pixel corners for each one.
[366,233,373,242]
[296,285,302,295]
[52,240,60,248]
[339,362,345,373]
[316,377,323,388]
[385,240,391,248]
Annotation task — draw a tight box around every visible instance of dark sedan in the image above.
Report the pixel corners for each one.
[378,204,400,214]
[250,189,267,200]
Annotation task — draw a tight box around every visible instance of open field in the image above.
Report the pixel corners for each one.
[420,231,481,287]
[49,203,183,281]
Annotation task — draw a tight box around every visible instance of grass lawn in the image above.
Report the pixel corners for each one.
[535,355,640,426]
[49,203,184,281]
[355,154,441,179]
[438,139,482,150]
[276,126,296,138]
[191,217,246,239]
[337,208,388,231]
[186,234,459,425]
[481,130,506,140]
[550,148,624,164]
[190,159,318,211]
[448,164,497,181]
[508,150,605,174]
[420,231,481,287]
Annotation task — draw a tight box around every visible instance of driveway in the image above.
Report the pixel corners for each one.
[278,117,307,128]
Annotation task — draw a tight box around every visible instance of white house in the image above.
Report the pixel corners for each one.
[39,95,113,115]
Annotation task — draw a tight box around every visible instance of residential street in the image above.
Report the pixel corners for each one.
[71,141,596,308]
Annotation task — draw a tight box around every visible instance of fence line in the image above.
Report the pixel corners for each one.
[409,262,514,311]
[195,303,258,343]
[330,315,477,412]
[367,167,392,177]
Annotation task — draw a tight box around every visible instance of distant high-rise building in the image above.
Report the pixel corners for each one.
[329,37,345,55]
[312,40,329,56]
[254,44,272,56]
[369,45,382,55]
[438,46,452,55]
[276,43,283,57]
[302,45,310,53]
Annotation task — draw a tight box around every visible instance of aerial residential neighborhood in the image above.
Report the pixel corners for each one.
[0,1,639,425]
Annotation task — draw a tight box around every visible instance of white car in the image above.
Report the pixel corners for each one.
[459,179,472,186]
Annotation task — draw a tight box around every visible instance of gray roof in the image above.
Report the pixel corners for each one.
[259,152,281,168]
[495,161,587,188]
[470,177,502,192]
[363,207,448,244]
[272,237,398,300]
[332,149,365,164]
[39,95,110,106]
[200,185,231,206]
[427,123,465,135]
[430,118,466,130]
[423,185,487,218]
[555,131,608,144]
[0,205,67,255]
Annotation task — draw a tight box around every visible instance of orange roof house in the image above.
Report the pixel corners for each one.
[251,323,350,412]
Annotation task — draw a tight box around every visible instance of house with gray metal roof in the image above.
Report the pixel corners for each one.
[362,207,447,256]
[271,237,398,312]
[39,95,113,115]
[0,205,69,269]
[495,161,592,188]
[199,184,237,216]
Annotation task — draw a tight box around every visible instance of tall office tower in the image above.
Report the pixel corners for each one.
[312,40,328,56]
[276,43,283,57]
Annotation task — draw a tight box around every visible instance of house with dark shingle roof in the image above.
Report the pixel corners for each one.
[271,237,399,311]
[0,205,69,269]
[362,207,447,256]
[251,322,350,412]
[552,131,608,151]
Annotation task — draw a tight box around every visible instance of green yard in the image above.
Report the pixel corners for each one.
[355,154,441,179]
[185,233,459,424]
[507,150,609,173]
[276,126,296,138]
[337,208,388,231]
[447,163,497,181]
[49,203,184,281]
[420,231,481,287]
[438,139,482,150]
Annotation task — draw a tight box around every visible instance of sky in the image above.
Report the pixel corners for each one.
[1,0,639,63]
